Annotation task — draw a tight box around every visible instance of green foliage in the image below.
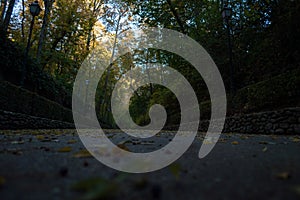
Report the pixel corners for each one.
[129,87,151,126]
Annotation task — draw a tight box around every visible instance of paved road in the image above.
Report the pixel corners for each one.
[0,130,300,200]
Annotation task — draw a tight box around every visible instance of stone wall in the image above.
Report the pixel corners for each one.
[199,107,300,134]
[165,107,300,134]
[0,81,73,123]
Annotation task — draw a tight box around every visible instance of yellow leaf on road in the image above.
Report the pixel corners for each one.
[73,150,92,158]
[240,136,249,140]
[57,146,72,153]
[169,163,181,180]
[0,176,5,187]
[292,138,300,142]
[36,135,45,140]
[276,172,290,180]
[67,140,77,144]
[117,144,130,151]
[117,141,130,151]
[231,141,239,145]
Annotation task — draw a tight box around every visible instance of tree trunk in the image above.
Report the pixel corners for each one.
[166,0,186,34]
[86,22,93,52]
[145,50,153,95]
[86,0,103,51]
[2,0,16,33]
[21,0,25,41]
[101,13,122,120]
[0,0,7,24]
[37,0,54,64]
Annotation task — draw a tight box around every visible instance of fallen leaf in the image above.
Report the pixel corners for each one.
[169,163,181,179]
[259,141,276,145]
[57,146,72,153]
[259,141,268,145]
[73,150,92,158]
[203,140,213,145]
[72,177,118,200]
[269,142,276,145]
[271,136,278,140]
[0,176,5,187]
[36,135,45,140]
[117,143,130,151]
[262,147,268,152]
[240,136,249,140]
[292,138,300,143]
[67,139,77,144]
[231,141,239,145]
[276,172,291,180]
[218,138,227,143]
[11,141,24,144]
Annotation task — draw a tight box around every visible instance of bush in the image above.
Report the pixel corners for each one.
[233,69,300,114]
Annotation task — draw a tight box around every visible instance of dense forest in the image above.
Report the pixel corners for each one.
[0,0,299,127]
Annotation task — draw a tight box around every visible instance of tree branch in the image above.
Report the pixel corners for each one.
[166,0,186,34]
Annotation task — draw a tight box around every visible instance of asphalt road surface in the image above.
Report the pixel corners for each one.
[1,129,300,200]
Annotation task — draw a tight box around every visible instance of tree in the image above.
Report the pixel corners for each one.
[2,0,16,33]
[36,0,55,63]
[85,0,103,51]
[0,0,8,24]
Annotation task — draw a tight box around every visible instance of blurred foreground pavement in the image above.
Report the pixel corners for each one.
[0,129,300,200]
